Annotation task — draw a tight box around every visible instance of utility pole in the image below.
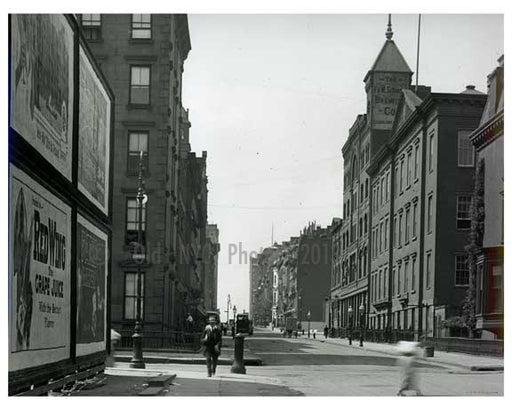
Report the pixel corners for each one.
[226,294,231,323]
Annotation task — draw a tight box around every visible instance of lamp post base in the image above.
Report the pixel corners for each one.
[230,335,246,374]
[130,321,145,369]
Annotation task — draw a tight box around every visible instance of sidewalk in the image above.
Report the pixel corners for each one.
[313,335,504,372]
[69,363,302,396]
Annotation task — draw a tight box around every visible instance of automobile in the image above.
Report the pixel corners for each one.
[235,313,250,335]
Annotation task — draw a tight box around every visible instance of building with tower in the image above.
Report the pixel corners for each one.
[333,16,487,342]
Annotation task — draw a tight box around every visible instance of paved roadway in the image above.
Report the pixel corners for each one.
[101,327,503,396]
[240,328,503,396]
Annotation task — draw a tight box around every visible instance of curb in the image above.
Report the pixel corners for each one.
[115,355,263,366]
[319,338,503,372]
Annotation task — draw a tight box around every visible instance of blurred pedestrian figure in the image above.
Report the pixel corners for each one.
[313,329,317,339]
[396,341,422,396]
[106,329,121,367]
[202,316,222,377]
[324,325,329,339]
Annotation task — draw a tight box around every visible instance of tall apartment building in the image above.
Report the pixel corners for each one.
[333,17,487,340]
[78,14,202,338]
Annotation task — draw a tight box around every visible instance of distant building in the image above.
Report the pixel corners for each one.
[296,223,332,331]
[329,217,343,329]
[470,56,504,339]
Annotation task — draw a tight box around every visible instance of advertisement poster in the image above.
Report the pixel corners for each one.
[76,214,108,356]
[9,165,71,372]
[78,46,111,214]
[10,14,74,181]
[371,72,409,130]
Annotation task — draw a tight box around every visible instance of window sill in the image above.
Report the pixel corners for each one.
[129,38,154,45]
[127,103,152,110]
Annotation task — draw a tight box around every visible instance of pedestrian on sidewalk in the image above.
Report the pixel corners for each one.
[324,325,329,339]
[313,329,317,339]
[396,341,422,396]
[202,316,222,377]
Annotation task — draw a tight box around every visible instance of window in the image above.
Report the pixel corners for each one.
[379,221,383,254]
[428,132,435,172]
[406,152,412,186]
[383,267,388,298]
[394,166,399,197]
[414,145,420,180]
[380,177,384,204]
[411,257,416,290]
[400,159,404,192]
[458,130,475,167]
[378,270,382,300]
[426,252,432,288]
[126,198,147,245]
[427,195,433,233]
[405,208,410,243]
[124,272,145,320]
[81,14,101,40]
[128,132,148,174]
[457,196,472,229]
[132,14,152,39]
[384,218,388,250]
[394,216,398,248]
[412,202,418,238]
[130,66,151,104]
[404,260,409,293]
[364,214,368,234]
[397,263,402,294]
[455,255,470,286]
[398,213,403,247]
[386,172,390,202]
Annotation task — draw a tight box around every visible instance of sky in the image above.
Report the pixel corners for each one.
[181,13,504,318]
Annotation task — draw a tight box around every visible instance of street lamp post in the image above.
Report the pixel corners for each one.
[359,302,365,347]
[298,294,302,331]
[130,151,147,369]
[232,305,237,336]
[307,310,311,338]
[347,306,353,345]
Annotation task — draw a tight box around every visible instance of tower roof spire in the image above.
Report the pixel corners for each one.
[386,13,393,40]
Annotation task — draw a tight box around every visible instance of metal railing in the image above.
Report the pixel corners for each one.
[117,330,202,352]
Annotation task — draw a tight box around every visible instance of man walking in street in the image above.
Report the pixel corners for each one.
[324,325,329,339]
[202,316,222,377]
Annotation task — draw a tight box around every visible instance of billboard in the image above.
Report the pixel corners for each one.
[10,14,74,180]
[9,165,71,372]
[78,45,111,214]
[76,214,108,356]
